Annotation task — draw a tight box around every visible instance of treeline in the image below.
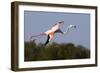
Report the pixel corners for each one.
[24,41,90,61]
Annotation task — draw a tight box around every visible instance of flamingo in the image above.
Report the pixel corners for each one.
[30,21,76,46]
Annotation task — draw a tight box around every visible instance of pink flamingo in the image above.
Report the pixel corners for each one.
[30,21,76,46]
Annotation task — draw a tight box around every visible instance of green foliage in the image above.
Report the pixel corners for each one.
[24,41,90,61]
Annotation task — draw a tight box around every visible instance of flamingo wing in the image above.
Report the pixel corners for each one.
[44,32,55,46]
[44,35,50,46]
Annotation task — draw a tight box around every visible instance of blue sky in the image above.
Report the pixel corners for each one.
[24,11,90,49]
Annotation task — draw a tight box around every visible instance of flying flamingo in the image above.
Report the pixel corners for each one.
[30,21,76,46]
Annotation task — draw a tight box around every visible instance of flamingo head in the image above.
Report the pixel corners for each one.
[58,21,64,25]
[56,21,64,28]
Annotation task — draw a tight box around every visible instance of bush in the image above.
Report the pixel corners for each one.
[24,41,90,61]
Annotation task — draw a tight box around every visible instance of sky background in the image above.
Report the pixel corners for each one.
[24,11,90,49]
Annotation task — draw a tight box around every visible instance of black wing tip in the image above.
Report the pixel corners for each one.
[44,35,50,46]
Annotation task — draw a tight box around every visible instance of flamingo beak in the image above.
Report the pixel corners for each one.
[59,21,64,26]
[74,25,76,28]
[59,21,64,24]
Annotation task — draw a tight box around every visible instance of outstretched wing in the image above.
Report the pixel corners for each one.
[44,35,50,46]
[64,25,76,34]
[44,32,55,46]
